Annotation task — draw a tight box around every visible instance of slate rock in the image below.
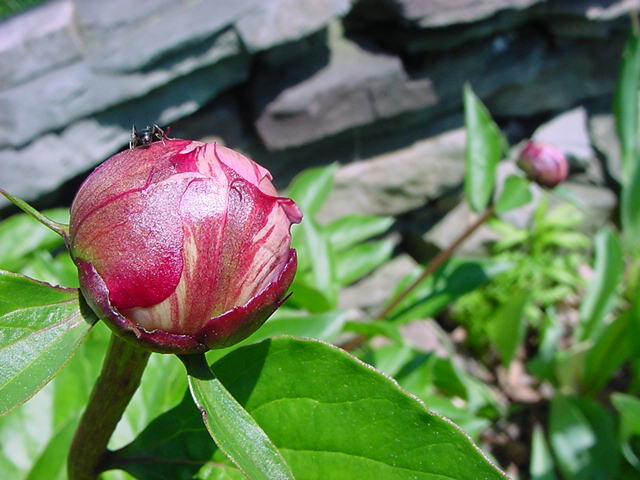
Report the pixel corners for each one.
[235,0,350,53]
[421,200,500,257]
[253,23,436,150]
[539,0,640,21]
[80,0,256,73]
[351,0,542,28]
[361,9,529,55]
[0,28,244,149]
[317,125,467,222]
[339,253,417,311]
[0,58,249,207]
[487,33,625,116]
[534,0,640,38]
[588,111,623,183]
[0,0,82,88]
[553,181,616,233]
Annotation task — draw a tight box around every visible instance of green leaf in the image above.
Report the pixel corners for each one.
[19,251,79,288]
[386,259,511,324]
[611,393,640,469]
[291,217,338,312]
[495,175,533,214]
[0,209,68,271]
[207,309,348,363]
[0,321,188,480]
[0,271,95,417]
[550,395,595,479]
[287,164,337,217]
[335,239,394,286]
[583,311,639,395]
[613,31,640,181]
[124,338,507,479]
[486,290,529,366]
[286,281,334,313]
[528,309,564,383]
[0,321,107,479]
[539,231,591,250]
[530,425,557,480]
[219,338,506,479]
[550,395,619,480]
[576,228,624,342]
[622,159,640,250]
[23,419,76,480]
[343,320,404,345]
[554,343,590,393]
[326,215,394,252]
[183,354,296,480]
[463,84,506,212]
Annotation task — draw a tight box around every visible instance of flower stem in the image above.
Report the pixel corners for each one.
[341,205,494,352]
[377,205,494,321]
[68,333,150,480]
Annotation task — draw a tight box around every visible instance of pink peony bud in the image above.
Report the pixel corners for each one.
[69,140,302,353]
[517,141,569,188]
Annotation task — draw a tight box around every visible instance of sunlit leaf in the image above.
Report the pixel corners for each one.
[463,84,506,212]
[326,215,394,251]
[576,228,624,342]
[0,271,95,417]
[183,354,295,480]
[287,164,337,217]
[495,175,533,214]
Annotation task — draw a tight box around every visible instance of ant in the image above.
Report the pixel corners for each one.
[129,124,169,149]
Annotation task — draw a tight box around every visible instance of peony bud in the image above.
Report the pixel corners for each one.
[517,141,569,188]
[69,140,302,354]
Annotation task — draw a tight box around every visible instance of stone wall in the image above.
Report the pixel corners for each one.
[0,0,634,239]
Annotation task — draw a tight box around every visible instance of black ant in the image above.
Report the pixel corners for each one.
[129,124,169,149]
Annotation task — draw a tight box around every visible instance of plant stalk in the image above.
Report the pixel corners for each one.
[68,333,150,480]
[341,205,494,352]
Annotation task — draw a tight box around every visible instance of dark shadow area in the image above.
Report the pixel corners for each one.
[107,391,215,479]
[209,338,272,409]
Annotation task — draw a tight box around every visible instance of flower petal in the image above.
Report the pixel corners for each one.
[75,259,207,353]
[197,249,297,348]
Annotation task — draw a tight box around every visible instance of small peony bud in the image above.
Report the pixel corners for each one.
[69,140,302,353]
[517,141,569,188]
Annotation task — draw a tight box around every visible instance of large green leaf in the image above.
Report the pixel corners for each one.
[184,354,296,480]
[0,271,95,416]
[115,338,507,479]
[287,164,337,217]
[0,322,108,480]
[385,259,511,324]
[207,309,348,363]
[613,31,640,181]
[108,392,217,479]
[463,84,506,212]
[576,228,624,342]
